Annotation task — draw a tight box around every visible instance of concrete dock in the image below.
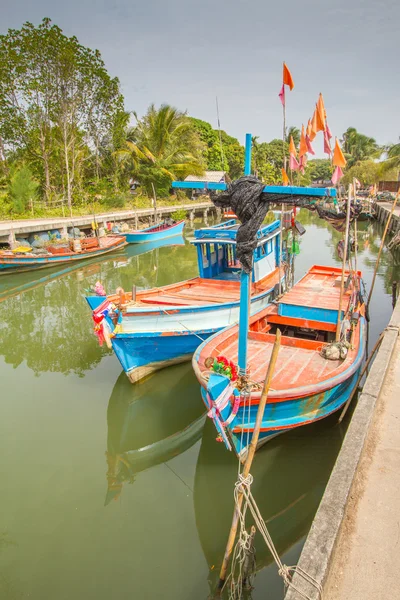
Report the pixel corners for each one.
[374,201,400,234]
[0,201,214,243]
[285,298,400,600]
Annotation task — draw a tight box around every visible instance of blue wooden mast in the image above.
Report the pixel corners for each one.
[237,133,252,374]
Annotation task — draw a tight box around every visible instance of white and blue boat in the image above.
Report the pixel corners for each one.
[89,218,283,383]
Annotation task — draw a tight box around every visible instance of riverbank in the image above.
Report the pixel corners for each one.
[0,201,214,243]
[284,297,400,600]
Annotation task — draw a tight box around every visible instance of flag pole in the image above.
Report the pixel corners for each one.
[336,183,352,341]
[280,62,286,296]
[237,133,253,374]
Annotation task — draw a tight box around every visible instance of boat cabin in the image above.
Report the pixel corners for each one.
[192,219,281,283]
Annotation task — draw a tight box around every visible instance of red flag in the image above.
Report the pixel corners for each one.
[323,130,331,155]
[331,166,344,185]
[278,84,285,106]
[305,134,315,155]
[289,154,300,171]
[299,154,307,174]
[299,125,308,157]
[283,62,295,90]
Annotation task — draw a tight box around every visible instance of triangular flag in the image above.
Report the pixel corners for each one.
[310,110,318,140]
[278,84,285,106]
[331,166,344,185]
[315,103,325,132]
[326,121,333,140]
[289,135,297,157]
[281,168,289,185]
[299,125,308,157]
[283,62,294,91]
[317,93,327,121]
[305,134,315,155]
[289,154,300,171]
[323,130,331,155]
[306,119,312,138]
[332,138,347,168]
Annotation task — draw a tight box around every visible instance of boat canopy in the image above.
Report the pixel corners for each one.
[191,219,281,282]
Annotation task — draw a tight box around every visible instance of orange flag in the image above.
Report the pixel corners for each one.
[289,135,297,157]
[281,168,290,186]
[317,93,327,122]
[315,103,325,132]
[306,119,312,137]
[283,62,294,91]
[332,138,347,168]
[310,110,318,140]
[299,125,308,157]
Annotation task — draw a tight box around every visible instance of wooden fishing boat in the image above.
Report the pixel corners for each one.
[85,233,185,311]
[193,265,366,459]
[123,219,185,243]
[0,235,126,275]
[105,364,206,505]
[89,219,283,383]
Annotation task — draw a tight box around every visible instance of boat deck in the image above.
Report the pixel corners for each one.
[121,270,279,311]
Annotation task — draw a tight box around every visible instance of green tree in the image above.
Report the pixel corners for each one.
[8,165,39,213]
[286,126,300,147]
[342,127,382,168]
[118,104,205,196]
[307,159,332,182]
[0,18,125,206]
[379,138,400,179]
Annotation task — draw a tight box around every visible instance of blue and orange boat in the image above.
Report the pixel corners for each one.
[192,264,366,459]
[89,218,284,383]
[123,219,185,243]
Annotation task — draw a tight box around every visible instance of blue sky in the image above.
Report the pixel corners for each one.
[2,0,399,153]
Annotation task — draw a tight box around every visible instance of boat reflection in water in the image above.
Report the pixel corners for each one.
[105,362,206,505]
[194,414,347,590]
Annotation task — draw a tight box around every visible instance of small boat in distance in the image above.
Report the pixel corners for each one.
[193,265,366,459]
[123,219,185,243]
[89,219,284,383]
[0,235,126,275]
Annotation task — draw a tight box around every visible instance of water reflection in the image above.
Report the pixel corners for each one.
[105,364,206,505]
[194,416,346,595]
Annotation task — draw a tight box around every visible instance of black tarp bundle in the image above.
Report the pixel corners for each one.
[316,204,362,232]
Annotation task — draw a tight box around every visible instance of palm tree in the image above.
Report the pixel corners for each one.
[118,104,205,196]
[286,126,300,147]
[379,138,400,179]
[341,127,382,167]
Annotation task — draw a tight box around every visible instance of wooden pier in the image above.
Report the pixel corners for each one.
[373,201,400,233]
[0,201,215,244]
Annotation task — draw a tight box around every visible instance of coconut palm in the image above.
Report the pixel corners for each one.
[118,104,205,196]
[341,127,382,167]
[286,126,300,147]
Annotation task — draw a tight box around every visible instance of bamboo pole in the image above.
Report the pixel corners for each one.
[151,183,158,225]
[367,191,399,309]
[217,330,282,591]
[336,185,352,341]
[338,330,384,423]
[278,204,284,295]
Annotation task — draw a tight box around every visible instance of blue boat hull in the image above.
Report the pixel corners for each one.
[124,220,185,244]
[111,329,217,383]
[201,367,361,458]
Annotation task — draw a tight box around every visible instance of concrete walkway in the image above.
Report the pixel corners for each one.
[324,337,400,599]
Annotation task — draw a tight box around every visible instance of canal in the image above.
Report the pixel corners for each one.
[0,211,398,600]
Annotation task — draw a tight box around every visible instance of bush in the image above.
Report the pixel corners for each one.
[171,209,187,221]
[101,194,126,209]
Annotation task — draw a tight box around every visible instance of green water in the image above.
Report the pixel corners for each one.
[0,214,398,600]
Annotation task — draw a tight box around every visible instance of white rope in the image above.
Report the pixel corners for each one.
[228,473,323,600]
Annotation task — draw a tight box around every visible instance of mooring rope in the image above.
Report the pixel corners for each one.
[228,473,323,600]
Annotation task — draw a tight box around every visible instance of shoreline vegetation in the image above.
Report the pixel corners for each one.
[0,19,399,221]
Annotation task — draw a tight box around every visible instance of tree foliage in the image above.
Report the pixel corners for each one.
[118,104,205,197]
[8,165,39,213]
[341,127,382,168]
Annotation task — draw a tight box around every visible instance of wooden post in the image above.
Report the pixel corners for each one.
[278,203,284,295]
[367,191,399,309]
[336,184,352,341]
[151,183,158,225]
[217,330,282,590]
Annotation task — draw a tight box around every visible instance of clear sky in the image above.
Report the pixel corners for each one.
[2,0,399,153]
